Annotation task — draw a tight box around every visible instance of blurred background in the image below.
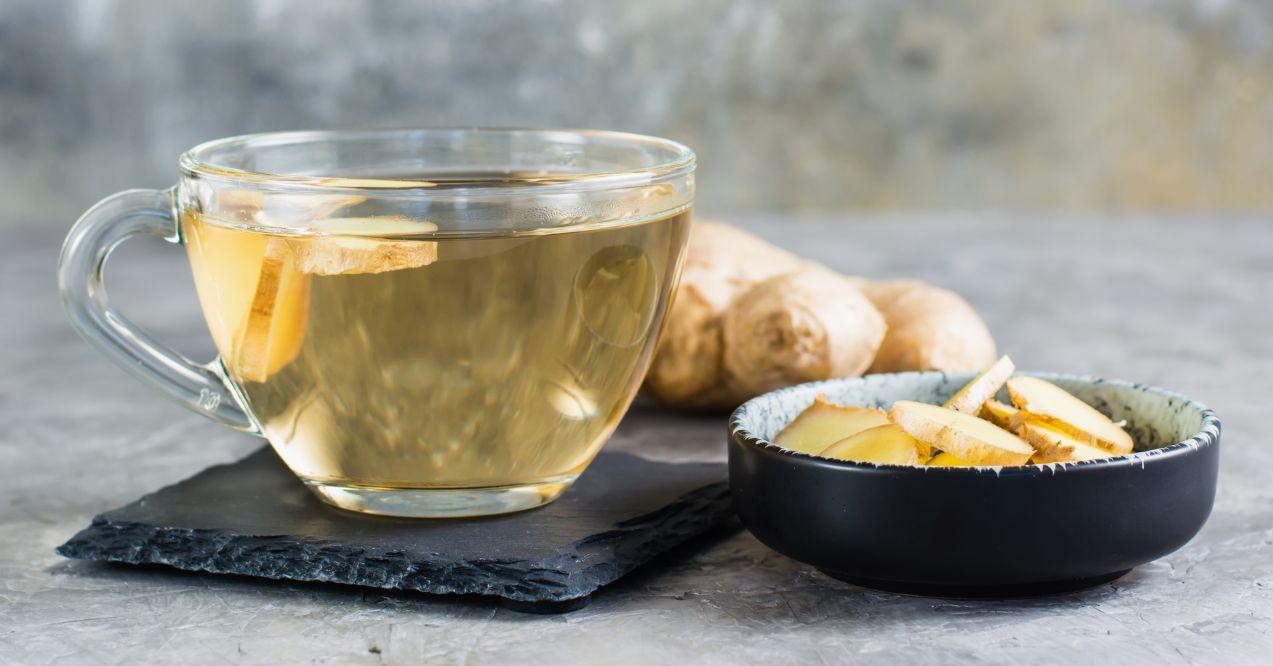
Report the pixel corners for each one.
[3,0,1273,230]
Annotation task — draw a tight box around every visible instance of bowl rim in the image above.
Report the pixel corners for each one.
[729,371,1220,477]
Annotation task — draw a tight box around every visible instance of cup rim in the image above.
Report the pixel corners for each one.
[178,127,696,196]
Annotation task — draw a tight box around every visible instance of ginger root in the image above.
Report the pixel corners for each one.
[644,220,998,409]
[862,280,998,374]
[722,268,885,398]
[644,221,805,407]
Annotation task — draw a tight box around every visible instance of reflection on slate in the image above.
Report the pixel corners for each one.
[58,448,731,611]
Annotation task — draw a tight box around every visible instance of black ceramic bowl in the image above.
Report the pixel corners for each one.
[728,372,1220,597]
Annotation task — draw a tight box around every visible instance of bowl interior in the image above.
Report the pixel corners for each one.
[733,372,1210,456]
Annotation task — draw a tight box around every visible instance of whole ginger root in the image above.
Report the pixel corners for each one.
[861,280,998,374]
[722,268,885,397]
[644,221,805,407]
[644,220,997,409]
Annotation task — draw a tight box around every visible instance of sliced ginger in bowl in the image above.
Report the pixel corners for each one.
[771,395,890,455]
[1012,416,1116,463]
[888,401,1035,466]
[1006,376,1134,455]
[943,355,1014,414]
[980,399,1018,430]
[768,355,1135,468]
[928,451,975,467]
[819,424,925,465]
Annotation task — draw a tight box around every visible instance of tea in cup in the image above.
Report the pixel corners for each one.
[59,129,694,517]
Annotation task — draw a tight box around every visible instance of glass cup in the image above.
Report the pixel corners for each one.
[58,129,694,517]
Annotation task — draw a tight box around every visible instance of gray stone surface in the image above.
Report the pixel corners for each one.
[2,215,1272,663]
[4,0,1273,225]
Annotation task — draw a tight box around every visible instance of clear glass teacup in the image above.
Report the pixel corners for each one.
[59,129,694,517]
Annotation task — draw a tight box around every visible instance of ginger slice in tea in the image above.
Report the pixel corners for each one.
[291,217,439,275]
[231,238,311,383]
[184,215,309,381]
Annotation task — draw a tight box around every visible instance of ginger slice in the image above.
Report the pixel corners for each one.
[231,238,310,383]
[943,355,1014,414]
[1006,377,1134,454]
[818,424,922,465]
[928,451,976,467]
[980,399,1019,430]
[184,215,265,358]
[291,217,439,275]
[1013,416,1117,463]
[772,395,890,455]
[888,400,1034,466]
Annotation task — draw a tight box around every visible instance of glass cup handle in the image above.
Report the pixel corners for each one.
[57,188,258,433]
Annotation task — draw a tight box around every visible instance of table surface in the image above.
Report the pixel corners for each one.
[2,215,1270,665]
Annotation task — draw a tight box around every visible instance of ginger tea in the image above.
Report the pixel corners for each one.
[182,205,689,498]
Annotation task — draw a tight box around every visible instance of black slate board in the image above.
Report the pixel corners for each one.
[58,447,731,613]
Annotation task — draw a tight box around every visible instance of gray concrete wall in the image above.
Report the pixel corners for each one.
[3,0,1273,228]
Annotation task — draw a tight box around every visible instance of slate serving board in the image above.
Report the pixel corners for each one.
[58,447,732,613]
